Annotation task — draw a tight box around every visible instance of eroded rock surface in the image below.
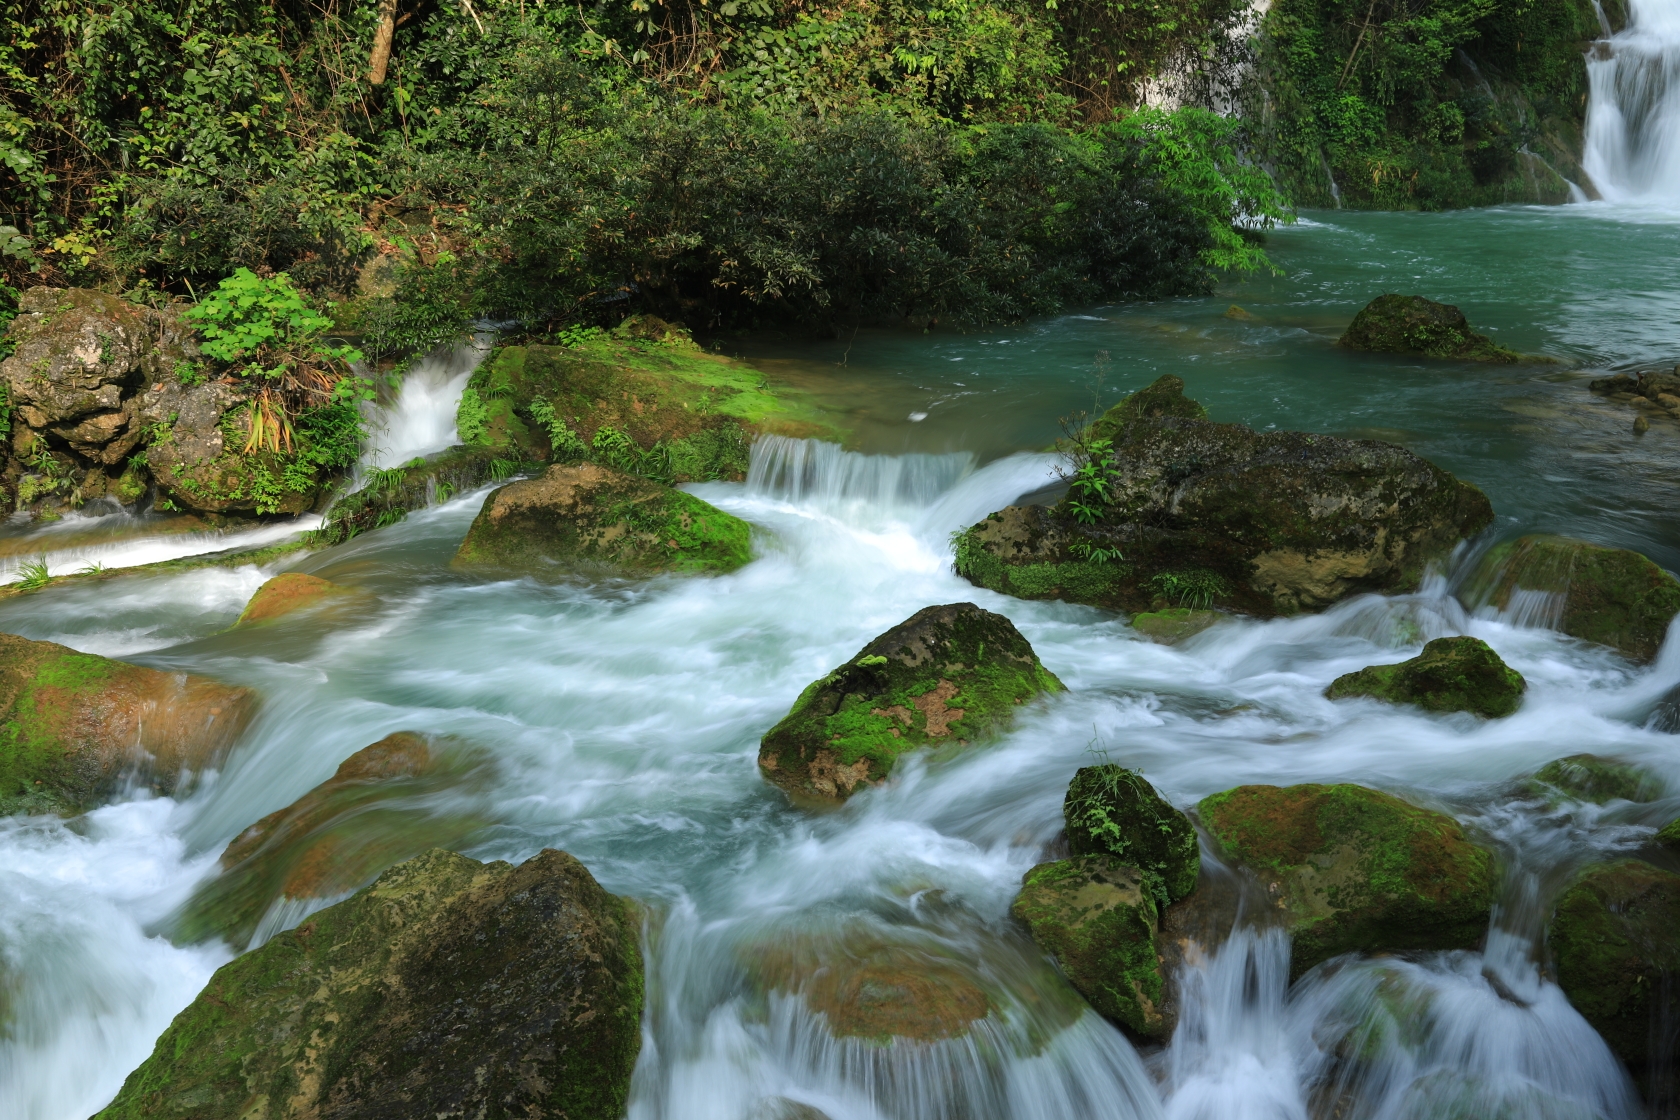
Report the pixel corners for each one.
[1326,636,1526,718]
[1338,294,1519,363]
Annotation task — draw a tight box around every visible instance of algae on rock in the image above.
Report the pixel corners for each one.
[1338,294,1520,363]
[1325,636,1526,718]
[1130,607,1223,645]
[758,603,1063,802]
[1197,783,1495,976]
[1063,764,1199,904]
[97,848,644,1120]
[1530,754,1664,806]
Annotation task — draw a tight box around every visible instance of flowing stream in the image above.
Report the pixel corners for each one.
[1586,0,1680,202]
[6,110,1680,1120]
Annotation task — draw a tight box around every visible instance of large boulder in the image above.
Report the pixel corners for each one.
[0,632,256,815]
[171,732,489,948]
[452,462,752,576]
[953,376,1493,616]
[234,572,352,626]
[1197,784,1495,976]
[1063,764,1199,903]
[757,603,1063,802]
[1325,636,1526,718]
[1462,535,1680,661]
[98,848,642,1120]
[1338,294,1519,363]
[1549,860,1680,1076]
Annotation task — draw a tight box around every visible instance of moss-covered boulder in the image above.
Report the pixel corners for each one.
[0,632,256,816]
[1549,860,1680,1074]
[758,603,1063,802]
[452,461,752,577]
[1011,855,1167,1038]
[98,847,642,1120]
[1325,636,1526,718]
[1063,764,1199,903]
[1462,535,1680,661]
[1131,607,1223,645]
[1198,784,1496,976]
[1657,818,1680,849]
[1338,294,1520,363]
[234,572,352,626]
[310,444,505,547]
[1529,754,1664,806]
[953,376,1493,617]
[171,732,490,948]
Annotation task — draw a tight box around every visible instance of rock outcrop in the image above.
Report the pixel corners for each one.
[1338,294,1520,363]
[1197,783,1495,976]
[98,848,643,1120]
[234,572,352,626]
[1325,636,1526,718]
[1528,754,1664,805]
[1462,535,1680,661]
[758,603,1063,802]
[0,632,256,815]
[953,376,1493,616]
[1063,764,1199,902]
[452,461,753,576]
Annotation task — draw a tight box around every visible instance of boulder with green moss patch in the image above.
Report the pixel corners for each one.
[1529,754,1663,805]
[1011,855,1168,1038]
[1549,860,1680,1076]
[758,603,1063,802]
[0,632,256,815]
[1130,607,1223,644]
[1063,764,1199,903]
[1198,783,1496,976]
[452,461,752,577]
[1325,636,1526,718]
[234,572,353,626]
[1338,294,1520,363]
[95,847,643,1120]
[954,376,1492,617]
[1462,535,1680,661]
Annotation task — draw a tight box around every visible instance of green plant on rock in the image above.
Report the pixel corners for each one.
[1151,569,1228,609]
[13,557,51,590]
[1065,436,1117,524]
[527,398,588,458]
[1063,761,1199,907]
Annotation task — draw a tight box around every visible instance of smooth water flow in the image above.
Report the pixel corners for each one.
[1585,0,1680,201]
[358,336,491,473]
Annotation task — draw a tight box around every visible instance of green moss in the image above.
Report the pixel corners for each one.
[1657,818,1680,850]
[1198,783,1496,975]
[1530,754,1664,806]
[1130,608,1222,645]
[0,640,121,815]
[1063,765,1199,905]
[310,445,507,548]
[1339,295,1520,362]
[1325,636,1526,718]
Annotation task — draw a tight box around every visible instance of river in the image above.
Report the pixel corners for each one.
[4,11,1680,1119]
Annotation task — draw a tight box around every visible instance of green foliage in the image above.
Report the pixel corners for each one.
[0,380,10,441]
[1063,761,1199,907]
[184,269,359,381]
[456,387,490,446]
[527,398,588,458]
[1151,568,1229,609]
[13,557,51,591]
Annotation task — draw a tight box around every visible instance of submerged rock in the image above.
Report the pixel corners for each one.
[1338,294,1520,363]
[754,934,992,1042]
[1063,764,1199,903]
[1130,607,1223,645]
[452,461,752,576]
[0,632,255,815]
[1462,535,1680,661]
[1325,636,1526,718]
[97,848,643,1120]
[758,603,1063,802]
[1529,754,1664,805]
[953,376,1492,616]
[171,731,490,948]
[234,572,351,626]
[1549,860,1680,1073]
[1197,784,1495,976]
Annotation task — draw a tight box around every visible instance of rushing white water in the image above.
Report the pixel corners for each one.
[0,516,319,588]
[1584,0,1680,202]
[357,336,491,473]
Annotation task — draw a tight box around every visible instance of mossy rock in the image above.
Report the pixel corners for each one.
[954,376,1493,617]
[234,572,352,626]
[1461,535,1680,661]
[1197,784,1496,976]
[1130,607,1223,645]
[0,632,256,816]
[1325,636,1526,718]
[96,848,643,1120]
[452,462,752,577]
[1338,294,1520,363]
[1010,855,1166,1038]
[169,732,491,949]
[1529,754,1664,806]
[312,444,506,547]
[757,603,1063,802]
[1657,818,1680,850]
[1063,764,1199,903]
[1549,859,1680,1072]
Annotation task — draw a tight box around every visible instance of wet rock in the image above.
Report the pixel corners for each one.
[1063,764,1199,903]
[171,732,490,948]
[757,603,1063,802]
[954,376,1492,617]
[1011,855,1167,1038]
[234,572,351,626]
[1131,607,1223,644]
[1591,372,1639,395]
[1325,636,1526,718]
[757,936,991,1042]
[1635,414,1650,435]
[0,632,256,815]
[1223,305,1261,322]
[1338,294,1520,363]
[1656,817,1680,849]
[1549,859,1680,1074]
[1462,535,1680,661]
[1197,783,1496,976]
[452,461,752,576]
[310,444,503,546]
[1530,754,1663,805]
[96,848,643,1120]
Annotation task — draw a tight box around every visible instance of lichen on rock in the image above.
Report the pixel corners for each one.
[1063,764,1199,904]
[96,847,643,1120]
[758,603,1063,802]
[1197,783,1496,976]
[1325,636,1526,718]
[1338,294,1520,363]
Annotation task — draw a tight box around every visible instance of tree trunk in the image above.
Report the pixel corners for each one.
[369,0,399,85]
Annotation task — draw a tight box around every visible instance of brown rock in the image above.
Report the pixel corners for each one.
[235,573,350,626]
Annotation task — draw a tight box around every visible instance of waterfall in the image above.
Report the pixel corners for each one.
[1583,0,1680,202]
[358,335,492,474]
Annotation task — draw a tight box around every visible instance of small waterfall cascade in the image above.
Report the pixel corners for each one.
[358,335,492,474]
[1583,0,1680,202]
